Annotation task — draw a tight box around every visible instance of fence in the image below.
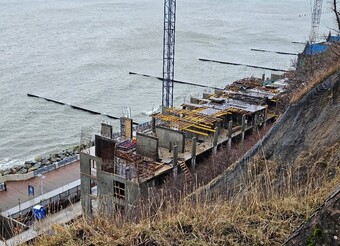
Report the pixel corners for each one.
[33,155,79,177]
[8,184,81,224]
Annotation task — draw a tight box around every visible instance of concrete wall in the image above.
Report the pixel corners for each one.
[0,172,34,183]
[101,123,112,139]
[95,135,116,160]
[156,126,185,153]
[190,97,200,104]
[96,163,143,216]
[80,153,99,217]
[136,133,158,160]
[203,93,211,99]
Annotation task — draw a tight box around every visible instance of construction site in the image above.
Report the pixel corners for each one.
[80,74,287,217]
[2,0,340,244]
[79,0,332,218]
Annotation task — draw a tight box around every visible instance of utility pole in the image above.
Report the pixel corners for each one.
[162,0,176,108]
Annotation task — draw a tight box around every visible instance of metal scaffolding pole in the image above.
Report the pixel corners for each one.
[162,0,176,108]
[310,0,323,43]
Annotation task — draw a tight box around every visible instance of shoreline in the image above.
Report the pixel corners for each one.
[0,144,90,182]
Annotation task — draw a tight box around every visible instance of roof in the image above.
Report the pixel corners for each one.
[303,43,328,55]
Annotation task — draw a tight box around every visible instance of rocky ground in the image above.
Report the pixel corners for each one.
[0,144,87,176]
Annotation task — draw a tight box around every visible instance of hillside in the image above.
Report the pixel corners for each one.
[32,48,340,245]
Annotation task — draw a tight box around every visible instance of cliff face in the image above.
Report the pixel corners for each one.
[263,73,340,164]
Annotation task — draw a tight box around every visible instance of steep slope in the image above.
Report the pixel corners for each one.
[195,73,340,197]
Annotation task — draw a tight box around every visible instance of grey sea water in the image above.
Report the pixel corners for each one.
[0,0,334,169]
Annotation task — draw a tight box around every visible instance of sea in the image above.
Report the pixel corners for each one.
[0,0,334,170]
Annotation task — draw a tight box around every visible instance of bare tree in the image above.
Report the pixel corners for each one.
[333,0,340,33]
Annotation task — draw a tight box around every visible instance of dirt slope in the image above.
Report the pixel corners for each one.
[285,186,340,246]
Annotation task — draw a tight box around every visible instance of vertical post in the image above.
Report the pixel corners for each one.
[263,107,268,127]
[38,174,45,201]
[253,113,258,132]
[152,117,156,133]
[213,127,218,155]
[18,198,21,215]
[241,115,246,142]
[173,145,178,178]
[191,137,197,168]
[228,120,233,149]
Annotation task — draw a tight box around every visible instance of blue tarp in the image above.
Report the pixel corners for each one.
[328,35,340,42]
[303,43,328,55]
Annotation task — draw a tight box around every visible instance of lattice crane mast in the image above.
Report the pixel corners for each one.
[162,0,176,108]
[310,0,324,43]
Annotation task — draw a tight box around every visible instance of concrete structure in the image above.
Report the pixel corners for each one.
[80,136,172,217]
[101,123,112,139]
[80,76,285,218]
[155,126,185,153]
[136,132,158,160]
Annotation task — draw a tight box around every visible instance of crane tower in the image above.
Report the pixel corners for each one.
[310,0,323,43]
[162,0,176,108]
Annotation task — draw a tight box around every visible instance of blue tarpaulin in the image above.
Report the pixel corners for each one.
[328,35,340,42]
[303,43,328,55]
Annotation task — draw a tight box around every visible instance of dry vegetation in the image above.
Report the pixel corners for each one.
[33,142,339,246]
[276,43,340,108]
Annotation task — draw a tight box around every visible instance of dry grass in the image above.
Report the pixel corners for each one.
[289,44,340,104]
[33,142,340,246]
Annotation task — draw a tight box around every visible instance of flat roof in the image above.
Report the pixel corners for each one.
[184,97,266,114]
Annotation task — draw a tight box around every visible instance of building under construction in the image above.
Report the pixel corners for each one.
[80,75,288,217]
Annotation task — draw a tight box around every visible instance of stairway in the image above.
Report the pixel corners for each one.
[178,161,192,181]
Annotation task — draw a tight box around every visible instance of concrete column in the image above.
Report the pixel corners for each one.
[203,92,210,99]
[228,120,233,149]
[241,115,246,142]
[263,108,268,127]
[173,145,178,178]
[253,113,258,132]
[213,127,218,155]
[151,117,156,133]
[191,137,197,168]
[80,154,92,218]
